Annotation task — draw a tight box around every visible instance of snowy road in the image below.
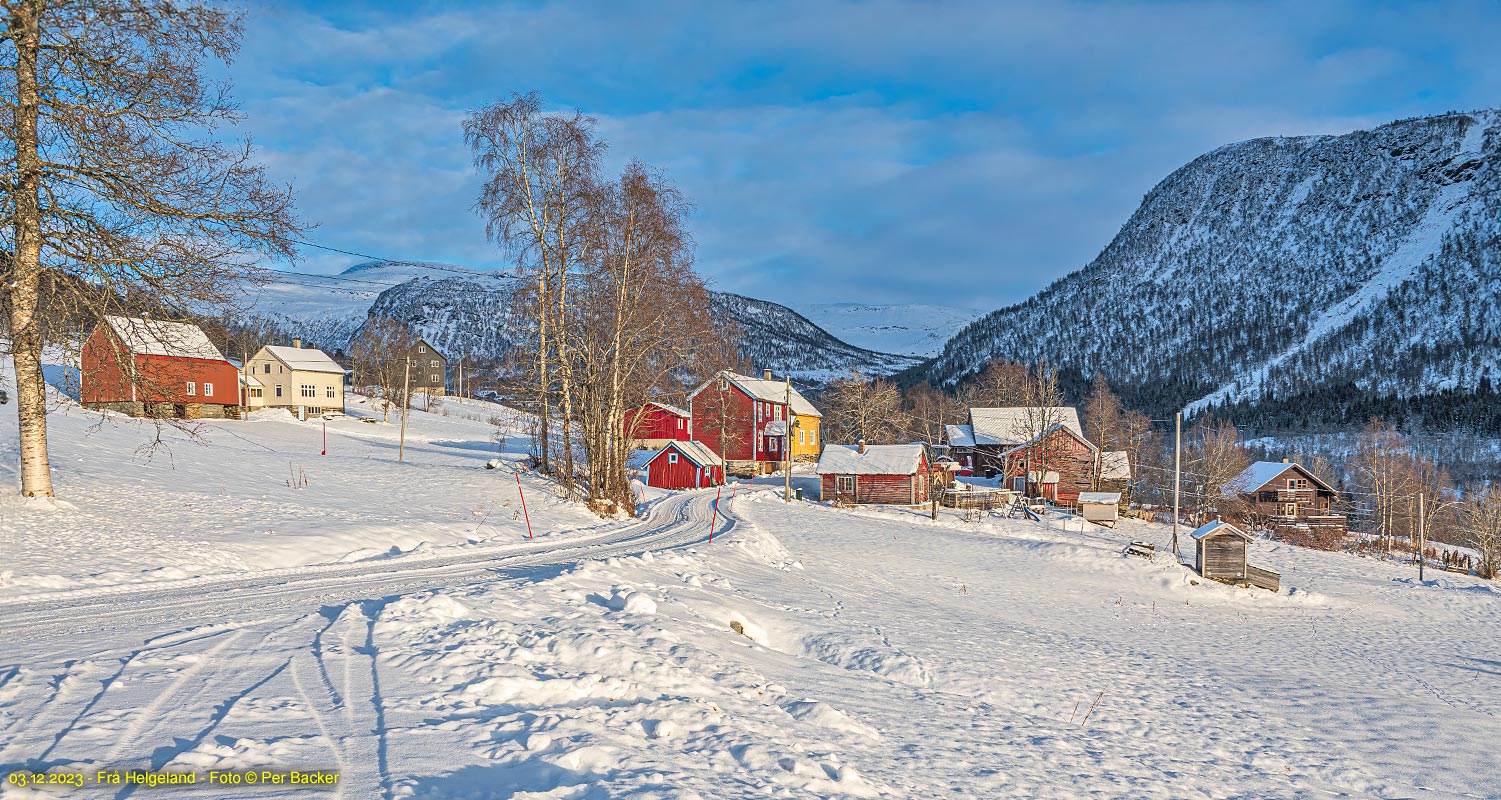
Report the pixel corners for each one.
[0,490,730,798]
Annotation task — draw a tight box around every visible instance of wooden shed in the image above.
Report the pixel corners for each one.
[816,442,929,505]
[1077,491,1121,525]
[1192,519,1253,581]
[644,441,725,490]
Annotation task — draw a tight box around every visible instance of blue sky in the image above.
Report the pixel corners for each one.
[229,0,1501,312]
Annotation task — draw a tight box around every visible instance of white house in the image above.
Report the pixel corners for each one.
[245,339,347,418]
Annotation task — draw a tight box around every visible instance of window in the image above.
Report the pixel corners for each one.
[203,383,213,397]
[837,475,855,495]
[275,386,283,397]
[717,375,728,391]
[775,405,783,421]
[430,374,441,384]
[431,359,440,368]
[668,452,678,464]
[756,404,762,422]
[810,429,817,445]
[185,381,196,396]
[418,345,426,353]
[1287,478,1307,490]
[301,384,316,398]
[677,418,684,430]
[250,388,263,398]
[799,430,806,445]
[326,386,336,398]
[264,363,271,374]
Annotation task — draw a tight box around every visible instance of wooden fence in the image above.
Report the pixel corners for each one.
[1245,565,1280,592]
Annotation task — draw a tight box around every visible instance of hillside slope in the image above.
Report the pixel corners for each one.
[917,110,1501,418]
[797,302,983,357]
[708,292,922,383]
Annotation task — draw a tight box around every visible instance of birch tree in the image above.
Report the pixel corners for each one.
[0,0,302,497]
[465,91,602,487]
[822,372,904,445]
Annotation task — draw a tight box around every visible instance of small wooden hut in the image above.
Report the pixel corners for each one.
[1077,492,1121,525]
[1192,519,1252,581]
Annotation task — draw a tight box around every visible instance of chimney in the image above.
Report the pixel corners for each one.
[292,337,302,349]
[1282,457,1289,463]
[857,439,867,455]
[763,368,773,381]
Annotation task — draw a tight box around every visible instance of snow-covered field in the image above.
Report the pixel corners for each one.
[3,371,1501,798]
[795,303,983,358]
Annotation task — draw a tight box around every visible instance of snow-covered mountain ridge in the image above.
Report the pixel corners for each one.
[241,261,918,382]
[915,109,1501,420]
[796,303,984,357]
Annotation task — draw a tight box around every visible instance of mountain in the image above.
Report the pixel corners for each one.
[242,262,918,383]
[915,109,1501,429]
[795,303,984,357]
[708,292,923,383]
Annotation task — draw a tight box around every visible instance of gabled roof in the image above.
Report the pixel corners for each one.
[996,421,1098,458]
[816,443,925,475]
[646,440,724,468]
[1230,461,1336,493]
[646,401,689,418]
[1100,451,1131,481]
[1191,519,1252,541]
[102,316,226,360]
[968,407,1085,447]
[688,370,821,418]
[260,344,346,375]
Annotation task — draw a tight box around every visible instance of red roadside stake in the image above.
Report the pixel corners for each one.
[516,473,533,540]
[321,419,327,456]
[710,483,723,543]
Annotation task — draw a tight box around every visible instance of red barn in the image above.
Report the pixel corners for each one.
[624,401,691,449]
[946,407,1098,505]
[816,442,931,505]
[81,316,242,419]
[644,441,725,490]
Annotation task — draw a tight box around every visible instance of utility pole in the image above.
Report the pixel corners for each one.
[398,356,411,462]
[1172,411,1182,558]
[784,376,792,503]
[1417,492,1426,582]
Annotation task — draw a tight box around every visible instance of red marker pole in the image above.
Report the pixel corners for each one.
[728,481,738,511]
[710,483,723,542]
[516,473,533,540]
[321,420,327,456]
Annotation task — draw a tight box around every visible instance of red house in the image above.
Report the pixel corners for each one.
[688,369,821,475]
[644,441,725,490]
[82,316,242,419]
[624,401,691,449]
[816,442,930,505]
[946,407,1099,505]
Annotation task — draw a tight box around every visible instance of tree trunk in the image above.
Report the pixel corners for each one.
[10,2,54,498]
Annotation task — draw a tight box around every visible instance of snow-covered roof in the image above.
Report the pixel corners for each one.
[1027,470,1061,484]
[1230,461,1335,493]
[1190,519,1251,541]
[816,443,925,475]
[261,344,346,375]
[945,424,976,448]
[103,316,226,360]
[1100,451,1131,481]
[648,401,689,418]
[1077,492,1121,505]
[689,371,821,418]
[646,440,724,468]
[240,373,264,388]
[968,407,1085,447]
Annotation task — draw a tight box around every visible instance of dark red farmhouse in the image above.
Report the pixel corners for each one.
[816,442,931,505]
[81,316,242,419]
[644,441,725,490]
[624,401,691,449]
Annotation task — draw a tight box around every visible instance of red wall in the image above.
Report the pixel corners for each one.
[81,326,240,406]
[690,385,758,461]
[647,446,724,489]
[625,403,690,441]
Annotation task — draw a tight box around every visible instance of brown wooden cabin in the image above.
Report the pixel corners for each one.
[1231,460,1345,531]
[816,442,930,505]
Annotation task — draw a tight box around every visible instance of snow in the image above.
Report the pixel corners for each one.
[967,406,1085,446]
[647,440,723,468]
[259,344,346,374]
[691,371,821,418]
[1189,519,1249,540]
[103,316,228,360]
[814,444,924,475]
[1100,450,1130,481]
[1076,492,1121,505]
[3,352,1501,798]
[1229,460,1334,493]
[794,303,984,358]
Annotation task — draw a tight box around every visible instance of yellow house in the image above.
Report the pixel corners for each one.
[688,369,822,469]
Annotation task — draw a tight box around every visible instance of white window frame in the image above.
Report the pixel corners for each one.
[326,385,336,399]
[203,382,213,398]
[301,384,316,398]
[185,381,196,396]
[837,475,855,494]
[668,452,678,464]
[275,385,283,398]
